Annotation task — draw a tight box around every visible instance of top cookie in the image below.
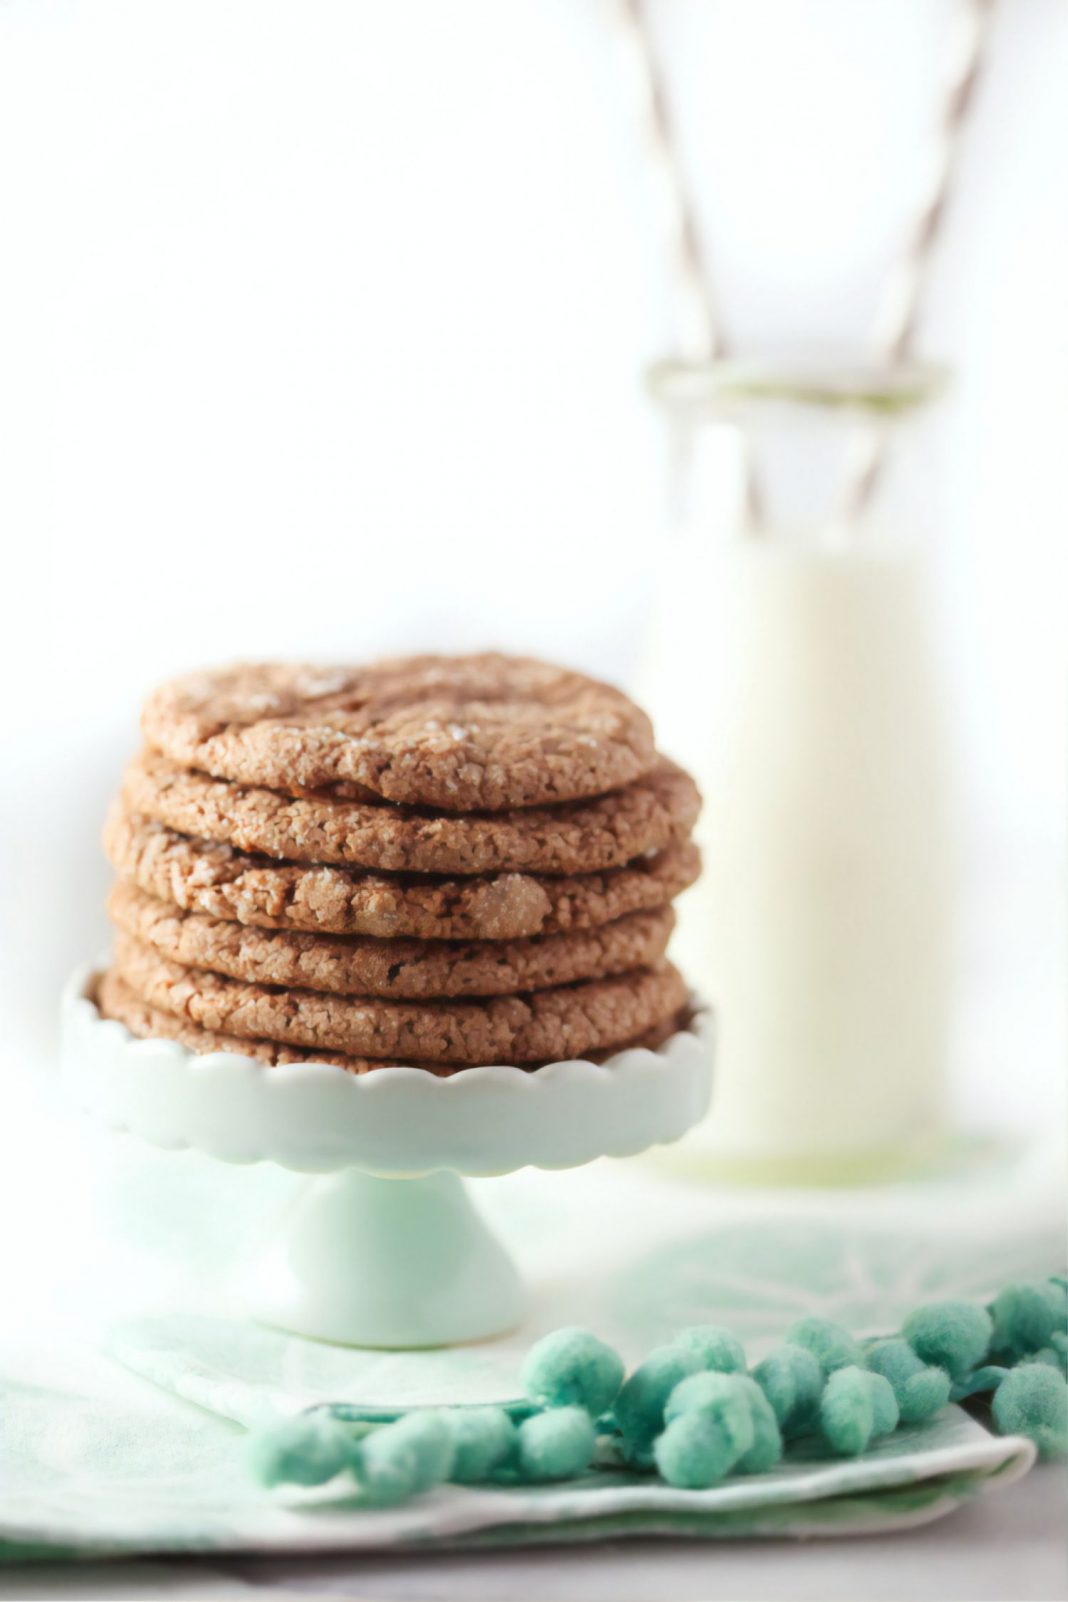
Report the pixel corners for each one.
[141,656,656,811]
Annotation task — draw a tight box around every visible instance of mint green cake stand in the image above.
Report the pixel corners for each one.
[63,968,713,1350]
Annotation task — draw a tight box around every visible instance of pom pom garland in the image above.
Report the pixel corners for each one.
[246,1278,1068,1503]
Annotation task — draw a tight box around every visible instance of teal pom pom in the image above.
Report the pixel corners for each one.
[446,1407,516,1483]
[904,1300,991,1381]
[354,1411,455,1502]
[820,1367,872,1456]
[521,1327,625,1417]
[867,1371,900,1437]
[1042,1277,1068,1326]
[664,1371,781,1474]
[653,1409,741,1489]
[786,1317,864,1376]
[732,1376,784,1473]
[245,1413,355,1488]
[865,1337,922,1388]
[663,1372,755,1458]
[614,1346,701,1465]
[820,1366,897,1456]
[673,1325,746,1373]
[753,1345,824,1436]
[1038,1332,1068,1375]
[990,1285,1058,1357]
[900,1368,952,1421]
[866,1339,950,1424]
[992,1363,1068,1460]
[516,1406,596,1481]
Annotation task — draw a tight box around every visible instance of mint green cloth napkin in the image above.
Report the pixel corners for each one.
[1,1147,1059,1560]
[0,1330,1035,1561]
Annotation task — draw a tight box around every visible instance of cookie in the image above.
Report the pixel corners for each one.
[105,808,700,941]
[140,656,656,811]
[94,970,454,1073]
[122,748,700,876]
[108,882,676,1000]
[112,933,689,1065]
[95,970,694,1072]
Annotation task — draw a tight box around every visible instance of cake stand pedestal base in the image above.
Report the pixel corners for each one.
[243,1168,525,1348]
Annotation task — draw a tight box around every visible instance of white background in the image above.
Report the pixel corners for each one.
[0,0,1065,1130]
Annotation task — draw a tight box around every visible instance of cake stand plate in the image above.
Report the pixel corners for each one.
[62,968,713,1349]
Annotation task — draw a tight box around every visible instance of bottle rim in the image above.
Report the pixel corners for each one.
[647,351,949,421]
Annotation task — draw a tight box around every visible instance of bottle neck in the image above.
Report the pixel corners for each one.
[651,352,946,549]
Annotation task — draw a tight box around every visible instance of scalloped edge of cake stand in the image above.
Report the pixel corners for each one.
[62,965,714,1178]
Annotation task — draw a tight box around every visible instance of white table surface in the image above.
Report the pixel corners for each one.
[0,1464,1064,1602]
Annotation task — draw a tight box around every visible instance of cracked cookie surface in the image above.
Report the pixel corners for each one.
[108,882,676,999]
[105,807,700,941]
[112,933,688,1065]
[96,970,692,1071]
[141,655,656,810]
[122,749,699,875]
[95,970,455,1073]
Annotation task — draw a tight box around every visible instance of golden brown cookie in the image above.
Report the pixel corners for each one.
[108,882,676,1000]
[141,656,656,811]
[104,808,700,941]
[95,970,694,1071]
[112,933,689,1065]
[122,749,700,876]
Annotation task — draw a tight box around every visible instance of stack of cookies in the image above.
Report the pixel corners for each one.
[96,655,701,1074]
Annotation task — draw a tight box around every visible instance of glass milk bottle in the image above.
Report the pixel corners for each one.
[639,357,957,1182]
